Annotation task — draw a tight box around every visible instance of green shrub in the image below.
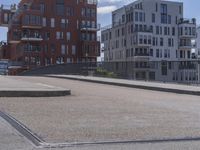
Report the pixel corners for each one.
[96,67,117,78]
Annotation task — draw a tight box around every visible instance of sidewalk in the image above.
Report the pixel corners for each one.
[0,76,70,97]
[48,75,200,96]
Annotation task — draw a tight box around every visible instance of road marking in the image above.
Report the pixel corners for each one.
[36,83,56,88]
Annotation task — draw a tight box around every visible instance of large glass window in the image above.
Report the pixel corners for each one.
[56,0,65,15]
[161,4,168,24]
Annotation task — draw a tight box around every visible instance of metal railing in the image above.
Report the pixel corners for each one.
[95,61,200,84]
[178,18,196,25]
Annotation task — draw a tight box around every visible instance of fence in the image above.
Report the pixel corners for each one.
[97,61,200,85]
[20,60,200,85]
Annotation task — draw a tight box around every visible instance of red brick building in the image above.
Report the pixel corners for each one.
[0,0,100,74]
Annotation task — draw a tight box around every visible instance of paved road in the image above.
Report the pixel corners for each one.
[1,76,200,149]
[49,74,200,95]
[0,117,33,150]
[2,117,200,150]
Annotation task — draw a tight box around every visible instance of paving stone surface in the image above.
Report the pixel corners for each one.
[0,76,70,97]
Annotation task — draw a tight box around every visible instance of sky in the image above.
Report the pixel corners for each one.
[0,0,200,41]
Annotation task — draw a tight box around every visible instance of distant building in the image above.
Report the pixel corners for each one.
[101,0,198,83]
[0,0,100,74]
[197,26,200,59]
[0,59,8,75]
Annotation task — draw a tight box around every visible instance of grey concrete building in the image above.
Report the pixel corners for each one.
[101,0,198,83]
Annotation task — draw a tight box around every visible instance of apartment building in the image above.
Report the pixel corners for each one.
[197,26,200,59]
[101,0,198,83]
[0,0,100,74]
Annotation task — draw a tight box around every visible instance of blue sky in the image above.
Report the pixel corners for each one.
[0,0,200,41]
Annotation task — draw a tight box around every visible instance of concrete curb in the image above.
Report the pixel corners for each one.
[48,75,200,96]
[0,90,71,97]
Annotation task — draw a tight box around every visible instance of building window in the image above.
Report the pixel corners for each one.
[172,27,175,36]
[161,4,167,14]
[51,44,55,53]
[164,27,167,35]
[152,13,155,23]
[168,15,171,24]
[51,18,55,28]
[156,26,159,34]
[161,4,168,24]
[160,38,163,46]
[135,12,138,22]
[150,49,153,56]
[61,44,66,55]
[40,3,45,13]
[179,5,182,14]
[156,49,159,58]
[61,19,67,28]
[56,0,65,15]
[56,32,60,39]
[161,61,168,76]
[156,3,158,12]
[72,45,76,55]
[66,7,74,16]
[42,17,46,27]
[164,49,168,58]
[3,13,8,23]
[66,32,71,41]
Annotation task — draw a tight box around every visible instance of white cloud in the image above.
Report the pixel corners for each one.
[97,6,117,14]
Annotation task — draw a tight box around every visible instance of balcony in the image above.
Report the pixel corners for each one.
[81,41,100,57]
[21,35,43,42]
[8,35,21,44]
[135,53,150,57]
[179,38,194,50]
[179,44,193,50]
[134,52,151,61]
[22,23,42,29]
[178,18,196,38]
[85,0,98,5]
[80,24,100,31]
[178,18,196,25]
[23,45,41,53]
[135,62,150,69]
[134,28,153,33]
[179,64,196,70]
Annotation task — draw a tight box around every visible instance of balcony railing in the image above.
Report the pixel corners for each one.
[85,0,98,5]
[21,34,43,41]
[179,64,196,70]
[178,18,196,25]
[0,4,17,11]
[80,24,100,31]
[134,28,153,33]
[23,46,41,52]
[135,53,150,57]
[22,22,42,28]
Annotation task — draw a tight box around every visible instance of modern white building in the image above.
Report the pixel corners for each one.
[101,0,198,83]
